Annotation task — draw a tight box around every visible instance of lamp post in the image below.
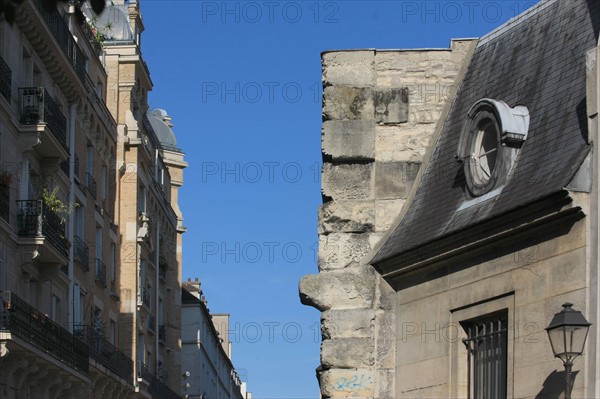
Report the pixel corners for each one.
[545,303,592,399]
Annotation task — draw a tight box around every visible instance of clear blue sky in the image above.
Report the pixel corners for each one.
[141,1,538,397]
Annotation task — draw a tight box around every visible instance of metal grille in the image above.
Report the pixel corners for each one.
[0,54,11,101]
[463,312,508,399]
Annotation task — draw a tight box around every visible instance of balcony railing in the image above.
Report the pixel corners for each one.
[0,185,9,223]
[137,360,153,383]
[140,286,151,308]
[19,87,68,151]
[0,291,89,374]
[73,235,89,270]
[86,172,97,198]
[17,200,67,256]
[74,324,133,382]
[148,314,155,333]
[95,258,106,287]
[0,55,11,101]
[30,0,87,82]
[80,20,102,56]
[158,324,166,343]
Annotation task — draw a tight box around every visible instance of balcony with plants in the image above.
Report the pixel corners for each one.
[16,188,71,264]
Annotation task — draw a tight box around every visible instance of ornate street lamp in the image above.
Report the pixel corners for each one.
[545,303,592,399]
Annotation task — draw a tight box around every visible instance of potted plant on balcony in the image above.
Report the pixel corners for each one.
[42,187,77,250]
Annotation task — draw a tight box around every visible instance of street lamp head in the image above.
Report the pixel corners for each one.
[546,303,592,363]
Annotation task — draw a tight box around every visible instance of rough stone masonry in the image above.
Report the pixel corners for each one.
[299,40,477,398]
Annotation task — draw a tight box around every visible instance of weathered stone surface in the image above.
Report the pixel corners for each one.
[377,274,396,311]
[322,120,375,161]
[321,338,375,368]
[376,369,395,399]
[318,233,372,270]
[322,163,373,200]
[375,310,395,369]
[318,201,375,234]
[374,88,409,124]
[299,269,376,311]
[375,199,405,232]
[376,124,432,162]
[323,51,375,87]
[320,368,375,398]
[323,86,374,121]
[374,162,420,199]
[322,309,376,339]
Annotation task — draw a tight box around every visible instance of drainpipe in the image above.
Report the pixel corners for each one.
[155,219,160,375]
[67,103,76,332]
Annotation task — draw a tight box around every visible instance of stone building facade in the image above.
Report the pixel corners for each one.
[301,0,600,398]
[0,0,135,396]
[101,1,187,396]
[0,0,185,397]
[181,279,246,399]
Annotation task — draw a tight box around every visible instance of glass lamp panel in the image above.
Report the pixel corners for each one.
[547,326,566,358]
[565,325,589,357]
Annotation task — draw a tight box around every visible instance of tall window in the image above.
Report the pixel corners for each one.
[462,311,508,399]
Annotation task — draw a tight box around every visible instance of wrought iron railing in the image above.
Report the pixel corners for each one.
[73,235,89,270]
[60,155,79,178]
[158,324,166,343]
[0,54,11,101]
[16,199,67,256]
[137,360,152,383]
[0,185,9,223]
[19,87,68,151]
[140,286,151,308]
[80,20,102,56]
[30,0,87,82]
[148,314,155,333]
[86,172,97,198]
[74,324,133,382]
[0,291,89,373]
[95,258,106,287]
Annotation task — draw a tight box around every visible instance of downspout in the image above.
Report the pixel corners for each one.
[155,218,160,375]
[68,103,76,331]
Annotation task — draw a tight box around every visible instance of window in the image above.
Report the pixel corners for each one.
[457,99,529,197]
[461,311,508,399]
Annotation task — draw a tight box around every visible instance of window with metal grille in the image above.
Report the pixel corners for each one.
[462,311,508,399]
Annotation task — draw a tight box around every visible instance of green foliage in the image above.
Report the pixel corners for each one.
[41,187,76,221]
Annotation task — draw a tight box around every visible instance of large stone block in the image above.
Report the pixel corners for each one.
[322,163,373,200]
[323,86,374,121]
[321,309,376,339]
[318,233,372,270]
[374,88,409,124]
[322,51,376,87]
[299,269,376,311]
[318,201,375,234]
[375,199,405,232]
[322,120,375,161]
[375,310,395,369]
[375,124,432,163]
[321,338,375,368]
[374,162,420,199]
[320,368,375,398]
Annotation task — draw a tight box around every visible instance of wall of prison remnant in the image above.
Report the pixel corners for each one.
[299,39,477,398]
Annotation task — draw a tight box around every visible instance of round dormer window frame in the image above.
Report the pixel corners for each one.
[457,99,530,197]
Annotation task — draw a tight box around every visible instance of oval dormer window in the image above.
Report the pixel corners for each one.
[457,99,529,197]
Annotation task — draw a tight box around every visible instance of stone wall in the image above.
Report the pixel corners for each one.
[299,40,477,398]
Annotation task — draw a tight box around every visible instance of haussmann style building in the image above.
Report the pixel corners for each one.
[300,0,600,398]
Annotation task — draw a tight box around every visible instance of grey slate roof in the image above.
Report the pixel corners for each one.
[372,0,599,265]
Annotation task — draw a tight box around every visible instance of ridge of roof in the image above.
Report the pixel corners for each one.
[478,0,556,47]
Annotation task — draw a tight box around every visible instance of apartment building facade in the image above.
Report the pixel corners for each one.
[181,279,246,399]
[0,0,185,397]
[99,1,187,397]
[0,0,136,396]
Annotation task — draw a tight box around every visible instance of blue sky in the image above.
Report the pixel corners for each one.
[141,1,538,397]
